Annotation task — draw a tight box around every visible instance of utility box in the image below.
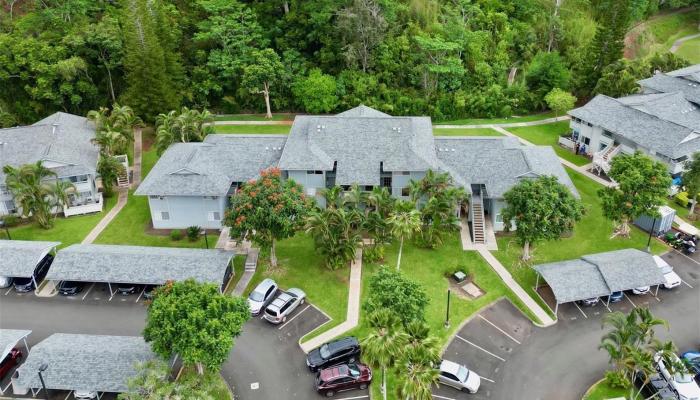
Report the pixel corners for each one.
[634,205,676,235]
[453,271,467,283]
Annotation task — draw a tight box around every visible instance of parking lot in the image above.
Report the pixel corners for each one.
[434,250,700,400]
[2,282,155,304]
[225,303,370,399]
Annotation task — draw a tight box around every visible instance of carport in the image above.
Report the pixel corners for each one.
[11,333,155,398]
[0,240,60,289]
[0,329,31,395]
[45,244,235,295]
[534,248,667,315]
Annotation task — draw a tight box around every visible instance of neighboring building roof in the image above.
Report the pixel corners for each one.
[46,244,234,286]
[534,260,611,304]
[568,94,700,159]
[667,64,700,81]
[0,240,60,278]
[434,137,579,198]
[534,248,666,304]
[639,71,700,104]
[617,91,700,130]
[135,134,287,196]
[0,329,31,365]
[0,112,98,185]
[12,333,155,393]
[278,106,439,186]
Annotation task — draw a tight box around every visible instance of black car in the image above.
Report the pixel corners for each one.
[306,336,360,372]
[14,254,54,293]
[57,281,84,296]
[116,283,138,295]
[143,285,158,300]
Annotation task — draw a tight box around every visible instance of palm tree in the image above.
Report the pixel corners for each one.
[98,155,126,197]
[396,345,440,400]
[52,180,76,214]
[343,184,367,211]
[88,104,141,156]
[389,200,421,270]
[360,310,407,400]
[404,321,440,361]
[305,208,362,269]
[3,161,58,229]
[155,107,213,155]
[321,186,343,209]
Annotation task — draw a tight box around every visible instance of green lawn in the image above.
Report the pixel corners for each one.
[213,114,294,122]
[582,379,628,400]
[630,9,700,58]
[141,146,160,177]
[212,125,291,134]
[435,111,558,125]
[676,36,700,63]
[507,122,591,166]
[433,127,503,136]
[178,368,232,400]
[93,191,208,248]
[493,167,668,314]
[4,195,118,248]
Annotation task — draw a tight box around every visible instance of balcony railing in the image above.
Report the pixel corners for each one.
[64,192,103,217]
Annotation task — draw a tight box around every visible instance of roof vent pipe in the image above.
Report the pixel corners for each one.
[52,123,59,135]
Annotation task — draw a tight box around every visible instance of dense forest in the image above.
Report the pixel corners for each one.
[0,0,697,125]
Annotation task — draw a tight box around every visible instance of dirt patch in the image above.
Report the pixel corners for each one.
[448,277,486,300]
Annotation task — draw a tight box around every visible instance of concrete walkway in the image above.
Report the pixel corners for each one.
[81,189,128,244]
[300,247,363,353]
[131,127,142,188]
[232,248,259,296]
[675,215,699,236]
[477,249,556,327]
[437,115,569,129]
[670,32,700,53]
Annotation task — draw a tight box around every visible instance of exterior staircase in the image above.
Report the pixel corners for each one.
[471,194,486,244]
[244,248,259,272]
[592,144,620,175]
[115,154,130,188]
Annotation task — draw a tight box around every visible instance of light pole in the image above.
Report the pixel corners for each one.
[646,217,657,253]
[201,230,209,249]
[38,363,49,400]
[0,220,10,240]
[444,290,451,328]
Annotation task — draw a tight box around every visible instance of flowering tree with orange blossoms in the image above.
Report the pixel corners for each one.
[224,168,312,267]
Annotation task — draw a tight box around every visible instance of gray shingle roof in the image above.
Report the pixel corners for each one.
[135,134,286,196]
[0,329,31,361]
[534,248,666,304]
[278,106,439,186]
[0,112,98,185]
[618,92,700,130]
[46,244,234,286]
[534,260,611,304]
[639,72,700,104]
[581,249,666,292]
[434,137,579,198]
[12,333,155,393]
[0,240,60,278]
[667,64,700,81]
[568,94,700,159]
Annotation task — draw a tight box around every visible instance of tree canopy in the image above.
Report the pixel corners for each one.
[363,267,429,326]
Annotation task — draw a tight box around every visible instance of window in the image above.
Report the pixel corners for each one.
[363,185,373,191]
[69,175,88,183]
[495,214,503,223]
[380,177,392,188]
[161,212,170,221]
[208,211,221,221]
[307,170,323,175]
[401,187,410,197]
[149,195,158,199]
[582,136,590,145]
[3,200,16,213]
[602,130,613,138]
[400,171,410,175]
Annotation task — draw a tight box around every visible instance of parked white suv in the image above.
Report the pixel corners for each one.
[653,256,681,289]
[655,352,700,400]
[438,359,481,393]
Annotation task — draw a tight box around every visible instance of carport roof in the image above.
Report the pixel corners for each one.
[0,329,31,365]
[534,260,611,304]
[0,240,60,278]
[534,248,667,304]
[12,333,155,393]
[46,244,234,285]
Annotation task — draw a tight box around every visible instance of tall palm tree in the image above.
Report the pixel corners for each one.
[343,184,367,211]
[360,310,408,400]
[321,186,343,209]
[52,180,76,213]
[396,345,440,400]
[388,201,421,270]
[88,104,141,156]
[155,108,213,155]
[3,161,59,229]
[305,208,362,269]
[98,154,126,197]
[366,186,394,217]
[404,321,440,361]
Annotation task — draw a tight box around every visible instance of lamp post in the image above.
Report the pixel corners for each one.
[0,220,10,240]
[201,230,209,249]
[646,217,657,253]
[444,290,451,328]
[38,363,49,400]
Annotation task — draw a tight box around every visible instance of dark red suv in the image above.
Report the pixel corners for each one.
[314,362,372,397]
[0,348,22,380]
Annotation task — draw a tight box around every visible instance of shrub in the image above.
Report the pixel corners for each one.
[170,229,183,241]
[363,266,428,326]
[675,192,689,208]
[604,370,630,389]
[443,264,470,280]
[186,226,201,242]
[1,214,20,227]
[362,245,385,263]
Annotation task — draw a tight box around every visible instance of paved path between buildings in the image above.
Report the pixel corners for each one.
[131,127,142,188]
[670,32,700,53]
[476,248,556,327]
[299,247,363,353]
[232,248,259,296]
[81,189,128,244]
[674,215,699,236]
[436,115,570,129]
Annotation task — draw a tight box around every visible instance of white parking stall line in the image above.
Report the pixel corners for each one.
[64,391,73,400]
[4,287,12,295]
[81,283,95,301]
[278,304,310,330]
[479,376,496,383]
[478,315,521,345]
[682,279,694,289]
[2,380,12,393]
[432,395,457,400]
[454,335,506,362]
[624,293,637,308]
[334,396,369,400]
[135,286,146,303]
[674,250,700,266]
[572,301,588,318]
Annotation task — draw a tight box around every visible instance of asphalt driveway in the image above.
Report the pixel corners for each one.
[434,251,700,400]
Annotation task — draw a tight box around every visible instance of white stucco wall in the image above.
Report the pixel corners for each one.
[148,195,226,229]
